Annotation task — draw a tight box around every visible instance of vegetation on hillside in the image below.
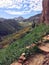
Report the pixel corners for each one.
[0,24,49,65]
[0,26,31,48]
[0,19,22,37]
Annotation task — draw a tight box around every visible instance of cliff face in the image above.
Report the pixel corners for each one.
[41,0,49,24]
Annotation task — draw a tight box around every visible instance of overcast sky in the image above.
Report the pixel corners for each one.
[0,0,42,19]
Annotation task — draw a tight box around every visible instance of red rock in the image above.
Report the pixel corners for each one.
[23,61,29,65]
[11,62,22,65]
[18,54,26,64]
[19,55,26,61]
[18,59,23,63]
[42,54,49,65]
[41,0,49,24]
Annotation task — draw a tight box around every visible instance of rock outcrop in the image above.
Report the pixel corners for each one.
[41,0,49,24]
[42,54,49,65]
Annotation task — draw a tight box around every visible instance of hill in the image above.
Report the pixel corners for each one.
[0,24,49,65]
[0,19,22,36]
[0,13,41,37]
[23,14,41,23]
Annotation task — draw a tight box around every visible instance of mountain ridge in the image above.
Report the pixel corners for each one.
[0,13,41,37]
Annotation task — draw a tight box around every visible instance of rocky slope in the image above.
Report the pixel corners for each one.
[11,34,49,65]
[23,14,41,24]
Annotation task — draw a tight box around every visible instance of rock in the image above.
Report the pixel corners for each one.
[18,59,23,63]
[26,46,31,49]
[41,0,49,24]
[21,53,25,56]
[11,53,26,65]
[19,55,26,61]
[26,44,36,49]
[11,62,22,65]
[31,44,36,47]
[23,61,29,65]
[18,53,26,63]
[42,54,49,65]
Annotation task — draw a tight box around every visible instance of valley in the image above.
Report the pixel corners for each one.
[0,26,32,49]
[0,0,49,65]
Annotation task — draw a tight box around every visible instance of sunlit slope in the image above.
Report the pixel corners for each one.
[0,26,32,48]
[0,24,49,65]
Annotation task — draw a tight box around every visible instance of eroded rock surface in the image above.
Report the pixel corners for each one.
[24,54,45,65]
[42,54,49,65]
[41,0,49,24]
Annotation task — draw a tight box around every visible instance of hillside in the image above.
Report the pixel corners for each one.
[0,26,31,48]
[0,13,41,37]
[23,14,41,23]
[0,0,49,65]
[0,19,22,36]
[14,13,41,23]
[0,24,49,65]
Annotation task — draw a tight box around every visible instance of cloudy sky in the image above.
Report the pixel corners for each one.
[0,0,42,19]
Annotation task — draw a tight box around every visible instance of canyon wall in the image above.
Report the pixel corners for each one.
[41,0,49,24]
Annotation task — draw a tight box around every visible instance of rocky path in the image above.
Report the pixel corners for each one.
[23,53,49,65]
[11,54,45,65]
[42,54,49,65]
[24,54,45,65]
[11,34,49,65]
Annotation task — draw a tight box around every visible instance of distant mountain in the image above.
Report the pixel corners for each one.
[0,13,41,36]
[23,13,41,24]
[14,16,24,22]
[0,18,5,21]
